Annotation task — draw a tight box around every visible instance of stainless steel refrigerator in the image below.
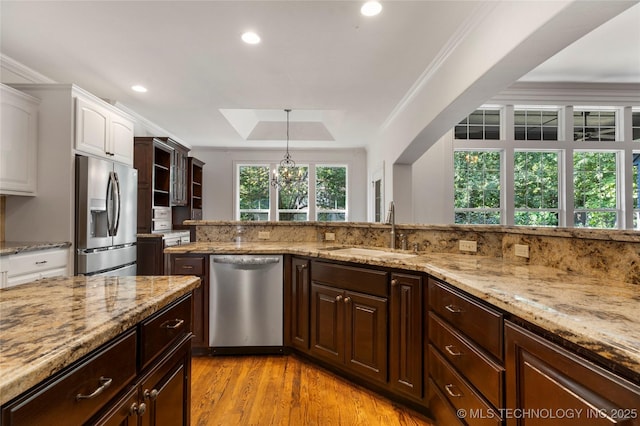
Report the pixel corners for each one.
[75,155,137,276]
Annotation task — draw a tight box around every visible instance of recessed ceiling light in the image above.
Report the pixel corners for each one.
[131,85,147,93]
[241,31,261,45]
[361,1,382,17]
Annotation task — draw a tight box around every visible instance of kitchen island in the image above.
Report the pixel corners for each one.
[0,274,200,415]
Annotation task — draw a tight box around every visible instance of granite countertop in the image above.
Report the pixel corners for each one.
[0,241,72,256]
[166,241,640,381]
[0,275,201,405]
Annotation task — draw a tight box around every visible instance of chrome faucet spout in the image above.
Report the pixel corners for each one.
[385,201,396,249]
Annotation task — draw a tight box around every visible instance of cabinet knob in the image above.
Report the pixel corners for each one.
[299,264,307,270]
[336,295,343,302]
[129,402,147,416]
[391,279,398,287]
[344,297,351,304]
[144,388,159,401]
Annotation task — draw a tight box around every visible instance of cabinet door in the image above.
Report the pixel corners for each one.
[0,86,38,195]
[290,257,310,351]
[310,283,344,365]
[75,96,109,157]
[110,114,134,166]
[505,322,640,426]
[91,387,141,426]
[344,290,388,384]
[140,337,191,426]
[389,273,423,399]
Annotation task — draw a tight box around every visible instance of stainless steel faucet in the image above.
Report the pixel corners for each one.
[385,201,396,249]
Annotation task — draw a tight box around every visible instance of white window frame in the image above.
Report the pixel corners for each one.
[236,163,271,221]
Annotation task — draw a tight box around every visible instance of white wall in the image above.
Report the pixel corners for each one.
[190,147,367,221]
[412,133,454,225]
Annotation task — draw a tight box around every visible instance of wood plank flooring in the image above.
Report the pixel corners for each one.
[191,355,435,426]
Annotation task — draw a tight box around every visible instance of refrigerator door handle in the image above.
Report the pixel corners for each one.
[112,172,121,236]
[106,172,114,236]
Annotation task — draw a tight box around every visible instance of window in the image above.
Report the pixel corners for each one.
[455,109,500,140]
[514,109,558,141]
[316,166,347,221]
[633,152,639,229]
[236,163,348,222]
[573,109,616,142]
[514,151,559,226]
[454,150,501,224]
[238,165,270,221]
[633,111,640,142]
[573,151,618,228]
[278,165,309,221]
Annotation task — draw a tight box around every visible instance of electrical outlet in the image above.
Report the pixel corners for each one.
[258,231,270,240]
[515,244,530,258]
[459,240,477,252]
[325,232,336,241]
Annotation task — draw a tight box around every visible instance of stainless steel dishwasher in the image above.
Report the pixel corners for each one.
[209,255,283,354]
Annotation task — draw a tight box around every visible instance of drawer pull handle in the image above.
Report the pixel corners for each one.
[76,376,112,400]
[445,345,462,356]
[181,265,194,269]
[162,318,185,329]
[129,402,147,416]
[444,384,463,398]
[444,304,463,313]
[35,260,48,265]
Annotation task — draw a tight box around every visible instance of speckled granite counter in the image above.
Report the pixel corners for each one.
[166,241,640,381]
[0,241,71,256]
[0,275,200,405]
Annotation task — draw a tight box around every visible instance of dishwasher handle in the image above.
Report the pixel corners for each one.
[212,256,281,266]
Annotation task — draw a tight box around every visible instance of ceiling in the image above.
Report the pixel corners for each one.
[1,1,639,150]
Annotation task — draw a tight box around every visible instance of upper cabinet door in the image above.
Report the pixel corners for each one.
[109,115,134,166]
[75,96,109,157]
[0,85,39,196]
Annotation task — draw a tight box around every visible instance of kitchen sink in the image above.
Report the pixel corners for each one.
[322,247,417,260]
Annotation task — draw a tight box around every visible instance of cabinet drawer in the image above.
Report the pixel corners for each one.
[172,256,205,276]
[139,294,192,370]
[429,278,503,360]
[429,312,504,409]
[3,329,136,426]
[429,345,502,426]
[311,260,388,297]
[7,248,68,278]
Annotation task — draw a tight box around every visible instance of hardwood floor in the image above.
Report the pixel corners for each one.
[191,355,435,426]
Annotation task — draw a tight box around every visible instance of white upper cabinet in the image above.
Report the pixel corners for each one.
[0,84,39,196]
[75,95,134,165]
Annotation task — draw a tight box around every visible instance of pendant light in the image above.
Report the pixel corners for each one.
[271,109,300,189]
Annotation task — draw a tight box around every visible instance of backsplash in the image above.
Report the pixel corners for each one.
[189,221,640,284]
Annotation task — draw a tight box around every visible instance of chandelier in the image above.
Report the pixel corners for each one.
[271,108,302,189]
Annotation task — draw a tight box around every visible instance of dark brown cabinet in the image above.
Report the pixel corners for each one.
[427,277,505,425]
[172,157,205,231]
[505,321,640,426]
[165,139,189,207]
[389,272,423,401]
[309,261,388,384]
[2,294,193,426]
[167,254,209,354]
[285,256,310,352]
[136,235,164,276]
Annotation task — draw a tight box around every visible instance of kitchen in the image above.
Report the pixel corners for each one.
[1,1,640,425]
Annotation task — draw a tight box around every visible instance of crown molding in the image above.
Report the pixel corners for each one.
[491,82,640,106]
[0,53,56,84]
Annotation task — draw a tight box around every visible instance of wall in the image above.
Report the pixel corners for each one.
[0,196,5,242]
[412,133,453,224]
[189,147,368,221]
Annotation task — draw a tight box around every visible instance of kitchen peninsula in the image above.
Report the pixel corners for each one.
[0,275,200,424]
[166,220,640,424]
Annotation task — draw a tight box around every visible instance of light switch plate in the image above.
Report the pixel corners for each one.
[258,231,270,240]
[459,240,477,252]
